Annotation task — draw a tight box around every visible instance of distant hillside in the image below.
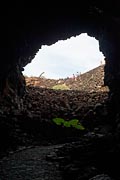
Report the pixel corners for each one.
[25,65,109,92]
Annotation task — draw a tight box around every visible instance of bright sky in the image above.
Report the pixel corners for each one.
[23,33,105,79]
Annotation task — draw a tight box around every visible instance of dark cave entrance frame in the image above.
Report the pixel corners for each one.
[23,33,105,81]
[12,10,118,95]
[2,10,120,101]
[23,31,107,93]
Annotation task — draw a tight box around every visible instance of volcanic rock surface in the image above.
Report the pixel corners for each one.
[1,4,120,179]
[25,65,108,92]
[0,65,119,180]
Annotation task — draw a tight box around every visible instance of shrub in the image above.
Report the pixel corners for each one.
[52,84,70,90]
[52,118,85,130]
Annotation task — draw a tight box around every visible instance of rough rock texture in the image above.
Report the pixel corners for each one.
[0,145,63,180]
[1,2,120,101]
[0,62,120,179]
[0,3,120,180]
[1,3,119,123]
[25,65,109,92]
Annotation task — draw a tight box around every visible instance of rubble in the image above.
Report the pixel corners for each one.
[0,65,119,180]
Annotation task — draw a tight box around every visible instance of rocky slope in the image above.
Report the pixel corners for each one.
[0,65,120,179]
[25,65,109,92]
[0,65,109,153]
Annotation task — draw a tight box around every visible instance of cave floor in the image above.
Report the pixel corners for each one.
[0,86,119,179]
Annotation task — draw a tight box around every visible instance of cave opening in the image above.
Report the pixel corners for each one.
[23,33,107,93]
[1,8,120,179]
[23,33,105,80]
[1,3,120,179]
[21,33,109,132]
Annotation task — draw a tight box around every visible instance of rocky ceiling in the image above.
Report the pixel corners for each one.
[1,2,120,110]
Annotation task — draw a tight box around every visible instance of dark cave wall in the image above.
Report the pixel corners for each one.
[1,3,120,112]
[99,17,120,114]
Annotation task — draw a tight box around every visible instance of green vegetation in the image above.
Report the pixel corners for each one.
[52,118,85,130]
[52,84,70,90]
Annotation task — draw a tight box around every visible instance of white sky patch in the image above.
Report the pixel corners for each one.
[23,33,105,79]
